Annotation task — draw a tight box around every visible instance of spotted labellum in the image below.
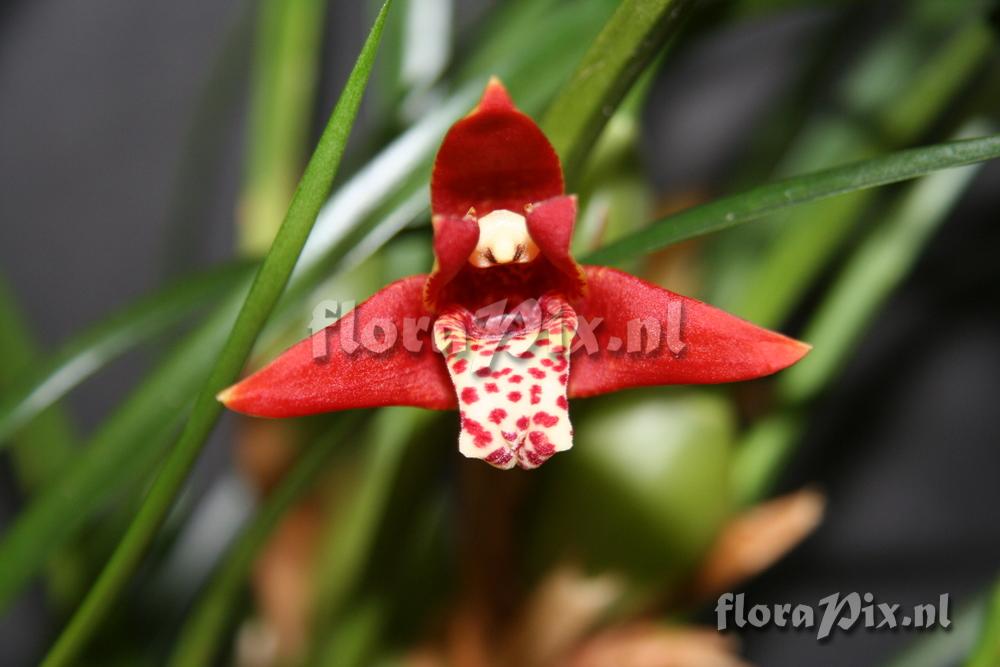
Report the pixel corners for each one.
[219,78,810,470]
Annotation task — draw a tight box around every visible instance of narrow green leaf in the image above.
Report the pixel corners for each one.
[779,160,982,403]
[314,408,434,621]
[40,5,392,666]
[167,415,363,667]
[541,0,698,182]
[726,18,992,326]
[0,276,77,489]
[0,276,81,607]
[0,298,242,610]
[732,141,984,506]
[584,133,1000,265]
[0,261,252,443]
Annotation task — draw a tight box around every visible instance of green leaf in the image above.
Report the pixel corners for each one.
[0,276,82,607]
[0,261,252,444]
[541,0,698,183]
[779,158,982,404]
[965,576,1000,667]
[241,0,328,255]
[0,298,241,610]
[583,133,1000,266]
[732,139,984,506]
[39,5,392,666]
[0,276,77,490]
[313,408,434,621]
[724,19,992,326]
[167,414,364,667]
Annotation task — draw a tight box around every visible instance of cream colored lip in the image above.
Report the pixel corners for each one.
[467,209,540,267]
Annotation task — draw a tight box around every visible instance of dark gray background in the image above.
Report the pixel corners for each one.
[1,1,998,666]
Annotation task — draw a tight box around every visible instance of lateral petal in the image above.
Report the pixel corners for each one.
[220,276,455,417]
[526,194,586,298]
[423,213,480,310]
[568,267,810,398]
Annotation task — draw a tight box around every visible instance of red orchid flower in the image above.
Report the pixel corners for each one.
[219,78,809,470]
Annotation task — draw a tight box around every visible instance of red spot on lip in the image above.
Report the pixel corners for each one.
[519,351,535,359]
[452,358,468,373]
[535,339,549,346]
[509,375,523,384]
[529,430,555,456]
[485,448,513,466]
[556,395,568,410]
[530,385,542,404]
[489,408,507,424]
[463,418,492,447]
[540,358,554,367]
[558,373,568,385]
[533,411,559,427]
[461,387,479,404]
[516,416,530,430]
[528,368,546,379]
[502,431,517,442]
[475,367,492,377]
[507,391,522,402]
[485,382,499,393]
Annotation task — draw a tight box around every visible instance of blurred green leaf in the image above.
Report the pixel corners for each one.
[167,414,364,667]
[0,276,82,607]
[40,6,392,666]
[965,576,1000,667]
[0,261,253,444]
[314,408,434,622]
[0,298,242,611]
[726,19,992,326]
[780,158,982,403]
[883,586,990,667]
[241,0,328,255]
[541,0,698,183]
[733,132,985,505]
[0,276,77,490]
[584,133,1000,265]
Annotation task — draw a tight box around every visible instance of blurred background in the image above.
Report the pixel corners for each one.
[1,1,999,666]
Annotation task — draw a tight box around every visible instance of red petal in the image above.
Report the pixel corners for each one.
[431,77,563,217]
[568,267,810,397]
[526,194,585,298]
[220,276,456,417]
[423,213,480,310]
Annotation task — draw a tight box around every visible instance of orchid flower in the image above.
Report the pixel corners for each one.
[219,79,809,470]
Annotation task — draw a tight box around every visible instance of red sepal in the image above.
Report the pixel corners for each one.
[220,276,455,417]
[430,78,563,217]
[568,267,810,397]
